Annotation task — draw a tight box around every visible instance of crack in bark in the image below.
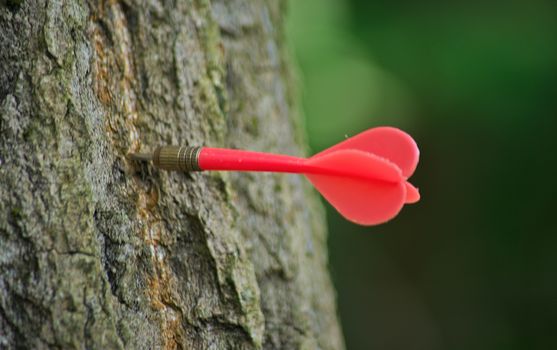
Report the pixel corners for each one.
[90,1,186,348]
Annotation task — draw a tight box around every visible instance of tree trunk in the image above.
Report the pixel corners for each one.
[0,0,344,349]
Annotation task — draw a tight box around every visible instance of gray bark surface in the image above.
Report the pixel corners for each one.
[0,0,344,349]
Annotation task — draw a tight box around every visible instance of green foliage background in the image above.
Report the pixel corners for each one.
[287,0,557,349]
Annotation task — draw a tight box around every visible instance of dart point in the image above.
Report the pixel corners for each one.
[129,153,153,162]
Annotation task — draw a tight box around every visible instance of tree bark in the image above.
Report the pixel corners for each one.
[0,0,344,349]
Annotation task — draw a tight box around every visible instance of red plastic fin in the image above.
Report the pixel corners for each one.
[314,127,420,178]
[405,182,420,204]
[306,149,402,183]
[306,173,406,226]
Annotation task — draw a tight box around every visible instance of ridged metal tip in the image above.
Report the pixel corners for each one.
[129,147,202,171]
[129,153,153,162]
[153,146,202,171]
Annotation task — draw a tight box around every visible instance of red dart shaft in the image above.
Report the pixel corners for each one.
[198,147,401,183]
[199,147,310,173]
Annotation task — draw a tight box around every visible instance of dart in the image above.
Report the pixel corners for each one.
[129,127,420,226]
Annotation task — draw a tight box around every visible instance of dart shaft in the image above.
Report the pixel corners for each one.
[200,147,308,173]
[150,146,309,173]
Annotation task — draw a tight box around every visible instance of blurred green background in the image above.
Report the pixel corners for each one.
[286,0,557,349]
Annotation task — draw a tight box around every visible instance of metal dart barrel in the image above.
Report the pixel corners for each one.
[131,146,202,172]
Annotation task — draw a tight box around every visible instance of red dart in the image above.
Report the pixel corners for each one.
[130,127,420,226]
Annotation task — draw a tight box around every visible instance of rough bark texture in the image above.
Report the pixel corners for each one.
[0,0,344,349]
